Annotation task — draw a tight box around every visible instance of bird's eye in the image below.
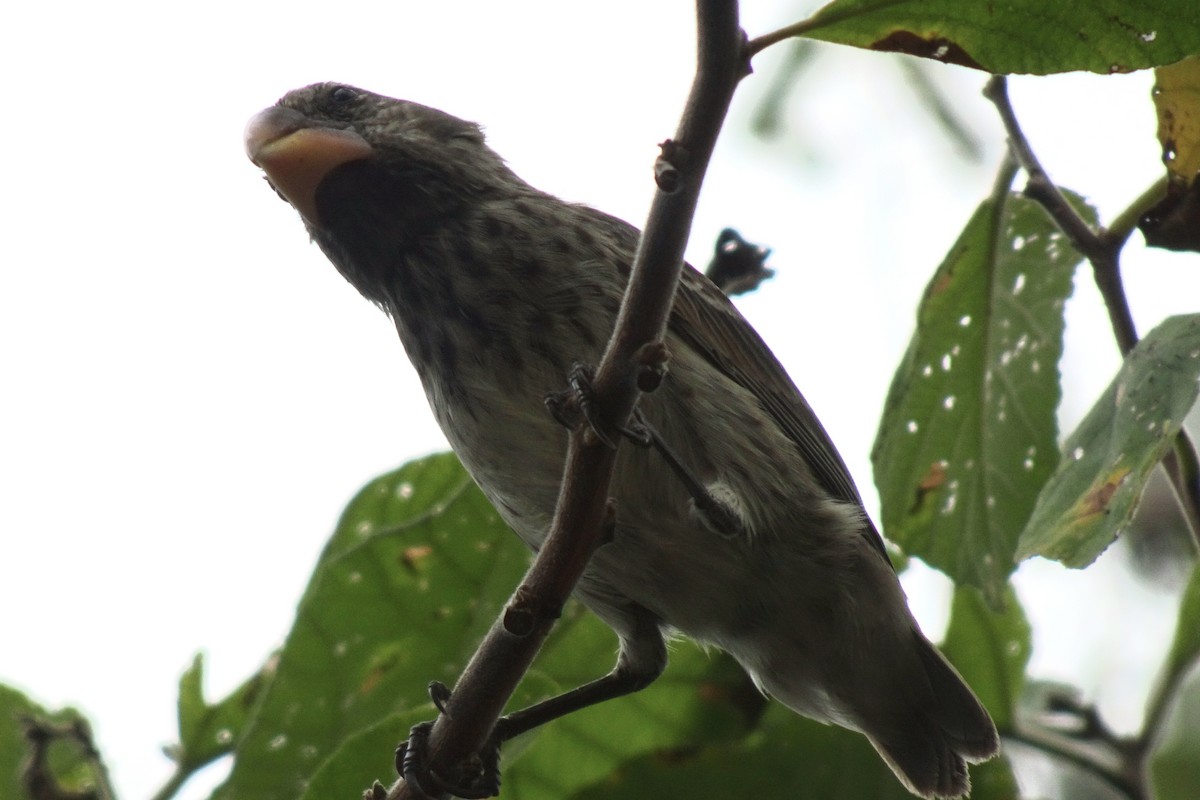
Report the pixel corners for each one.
[330,86,358,105]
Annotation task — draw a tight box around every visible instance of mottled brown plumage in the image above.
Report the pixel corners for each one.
[246,82,998,798]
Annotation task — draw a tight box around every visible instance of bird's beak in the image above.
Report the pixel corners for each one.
[244,106,374,227]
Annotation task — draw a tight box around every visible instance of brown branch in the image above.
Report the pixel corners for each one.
[983,76,1139,351]
[385,3,748,798]
[983,75,1200,556]
[985,72,1200,799]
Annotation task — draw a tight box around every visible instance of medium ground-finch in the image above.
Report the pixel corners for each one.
[245,83,998,798]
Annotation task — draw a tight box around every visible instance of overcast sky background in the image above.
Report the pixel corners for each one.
[3,2,1197,798]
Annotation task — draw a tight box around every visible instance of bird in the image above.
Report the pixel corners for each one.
[245,82,999,799]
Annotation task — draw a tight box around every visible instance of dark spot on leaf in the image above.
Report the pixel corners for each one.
[911,460,948,513]
[400,544,434,572]
[1073,468,1130,521]
[869,31,984,71]
[358,662,391,695]
[653,747,700,765]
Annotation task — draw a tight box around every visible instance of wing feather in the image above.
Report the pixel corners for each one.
[669,267,891,561]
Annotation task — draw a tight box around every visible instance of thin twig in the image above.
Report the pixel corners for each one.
[1007,720,1144,800]
[982,76,1139,349]
[386,3,748,797]
[899,58,984,162]
[983,74,1200,554]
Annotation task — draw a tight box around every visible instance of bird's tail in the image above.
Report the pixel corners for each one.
[865,631,999,799]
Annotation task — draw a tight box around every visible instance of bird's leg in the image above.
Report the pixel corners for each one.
[395,657,662,798]
[622,410,747,539]
[493,661,660,740]
[546,364,745,539]
[543,362,619,448]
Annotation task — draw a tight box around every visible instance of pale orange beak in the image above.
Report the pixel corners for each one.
[244,106,374,226]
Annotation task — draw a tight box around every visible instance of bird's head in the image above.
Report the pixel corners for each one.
[244,82,513,231]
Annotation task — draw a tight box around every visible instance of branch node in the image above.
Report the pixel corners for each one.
[502,605,535,638]
[654,139,688,193]
[634,341,670,392]
[503,585,562,637]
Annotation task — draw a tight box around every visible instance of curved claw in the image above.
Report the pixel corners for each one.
[429,681,453,715]
[568,363,619,448]
[395,722,437,799]
[394,719,503,800]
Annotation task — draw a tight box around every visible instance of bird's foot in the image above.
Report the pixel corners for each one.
[393,683,501,799]
[543,362,622,448]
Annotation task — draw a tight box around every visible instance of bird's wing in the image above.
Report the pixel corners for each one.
[669,266,892,561]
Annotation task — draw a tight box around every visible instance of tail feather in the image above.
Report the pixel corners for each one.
[868,633,999,798]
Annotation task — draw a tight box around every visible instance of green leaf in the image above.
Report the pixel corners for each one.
[297,710,425,800]
[1149,668,1200,800]
[794,0,1200,75]
[568,704,1018,800]
[210,453,526,800]
[872,171,1090,604]
[501,643,752,800]
[175,653,269,771]
[1145,562,1200,800]
[211,452,755,799]
[1142,56,1200,252]
[1163,564,1200,689]
[294,638,754,800]
[1016,314,1200,566]
[940,586,1031,731]
[0,685,106,799]
[1152,56,1200,184]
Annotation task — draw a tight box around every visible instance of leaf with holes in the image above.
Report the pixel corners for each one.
[209,453,531,800]
[872,171,1093,606]
[1017,315,1200,566]
[794,0,1200,75]
[211,452,754,800]
[175,653,268,772]
[1153,55,1200,184]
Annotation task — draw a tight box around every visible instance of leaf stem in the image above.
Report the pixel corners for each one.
[148,764,194,800]
[747,18,819,57]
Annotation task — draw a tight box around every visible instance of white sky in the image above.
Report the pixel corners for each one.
[2,2,1196,798]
